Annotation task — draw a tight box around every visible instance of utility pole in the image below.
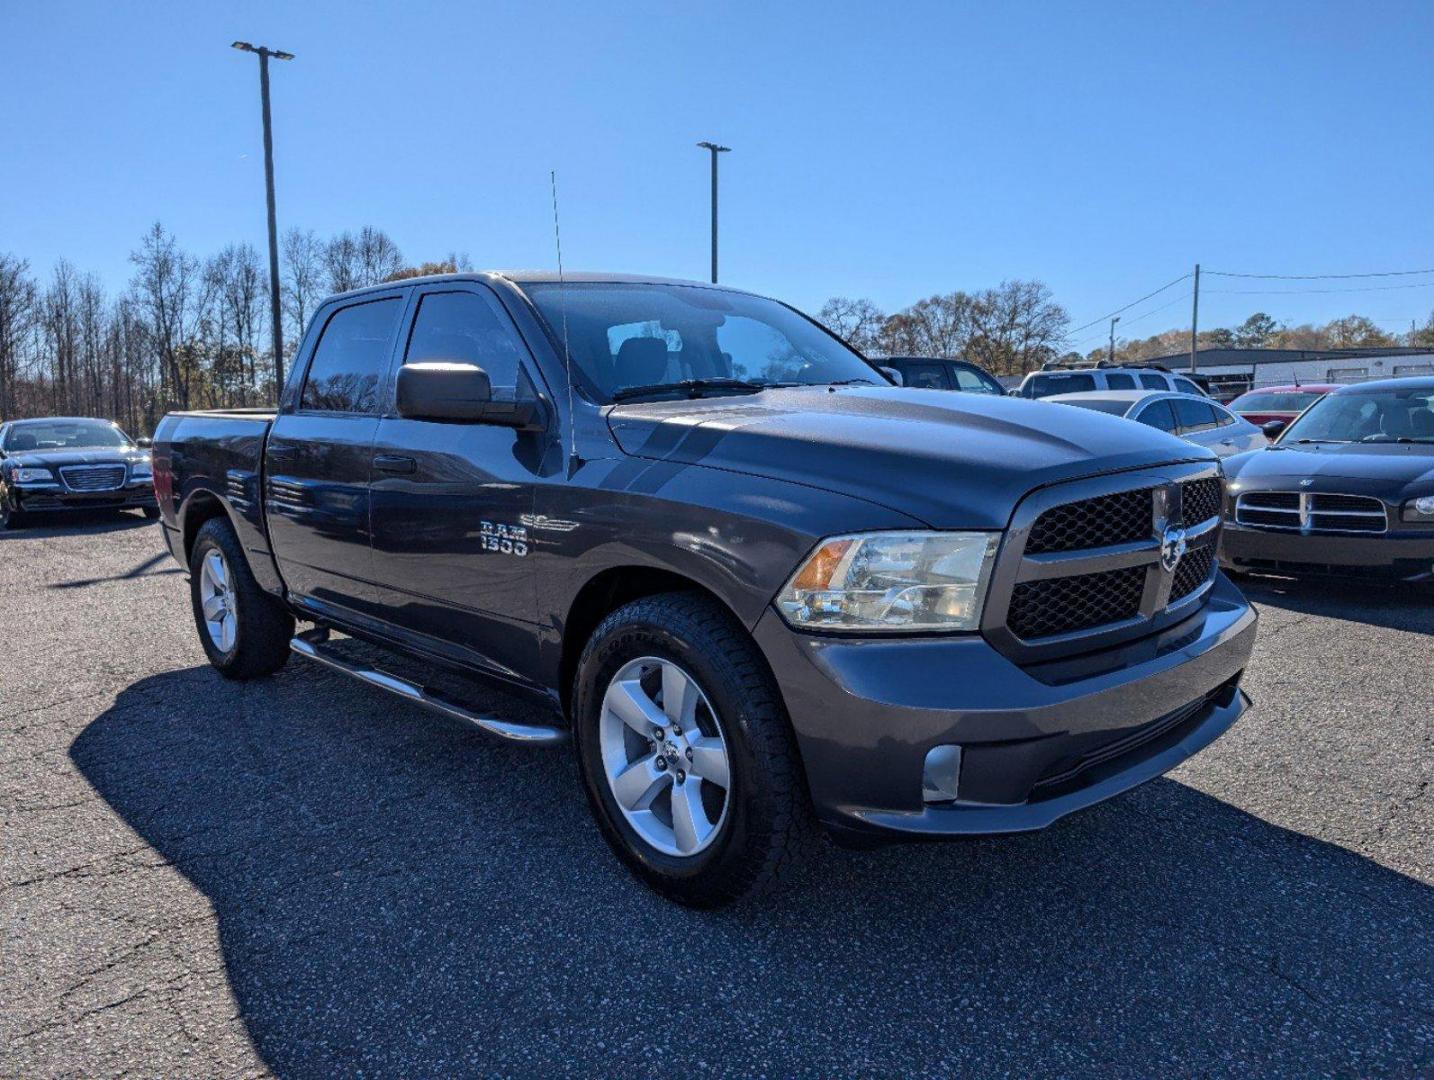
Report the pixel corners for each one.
[1189,262,1200,373]
[696,142,730,283]
[1108,315,1120,365]
[233,41,294,398]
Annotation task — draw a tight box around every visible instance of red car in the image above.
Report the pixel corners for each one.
[1226,384,1339,428]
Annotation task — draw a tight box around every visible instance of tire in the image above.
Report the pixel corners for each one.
[189,517,294,679]
[142,506,161,520]
[0,502,23,531]
[573,591,813,907]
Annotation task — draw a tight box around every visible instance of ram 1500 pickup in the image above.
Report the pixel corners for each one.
[155,272,1257,906]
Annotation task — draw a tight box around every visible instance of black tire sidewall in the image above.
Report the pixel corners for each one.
[574,600,784,902]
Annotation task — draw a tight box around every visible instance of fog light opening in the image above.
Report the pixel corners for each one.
[922,744,963,804]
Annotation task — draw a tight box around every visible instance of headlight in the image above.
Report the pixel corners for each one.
[776,531,1000,632]
[1403,495,1434,522]
[11,467,53,483]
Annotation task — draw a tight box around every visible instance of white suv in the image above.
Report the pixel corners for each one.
[1017,366,1208,399]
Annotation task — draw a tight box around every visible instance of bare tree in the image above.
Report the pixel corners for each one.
[879,292,979,358]
[129,222,209,410]
[324,226,404,293]
[281,227,324,349]
[0,254,38,419]
[818,297,886,353]
[965,280,1069,376]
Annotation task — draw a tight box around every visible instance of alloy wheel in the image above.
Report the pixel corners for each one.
[199,549,237,653]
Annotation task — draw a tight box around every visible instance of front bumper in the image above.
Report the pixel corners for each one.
[13,483,157,513]
[1220,521,1434,582]
[754,573,1257,841]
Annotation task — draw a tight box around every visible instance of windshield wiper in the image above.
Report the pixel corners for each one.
[1295,438,1351,444]
[610,378,770,402]
[826,378,880,387]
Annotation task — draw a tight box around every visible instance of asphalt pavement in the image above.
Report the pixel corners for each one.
[1,512,1430,1078]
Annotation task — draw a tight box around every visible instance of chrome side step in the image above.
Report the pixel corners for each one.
[289,629,567,746]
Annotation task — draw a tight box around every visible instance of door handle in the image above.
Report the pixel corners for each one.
[373,454,417,474]
[267,445,297,459]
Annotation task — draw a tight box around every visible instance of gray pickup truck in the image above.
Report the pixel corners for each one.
[154,272,1257,906]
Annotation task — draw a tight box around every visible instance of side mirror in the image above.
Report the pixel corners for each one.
[879,366,903,385]
[1007,388,1023,397]
[396,362,542,429]
[1261,419,1287,439]
[135,437,153,449]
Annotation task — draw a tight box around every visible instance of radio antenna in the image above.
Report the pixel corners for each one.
[550,169,579,473]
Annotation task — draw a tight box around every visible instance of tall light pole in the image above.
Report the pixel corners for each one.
[1108,315,1121,365]
[233,41,294,397]
[696,141,730,283]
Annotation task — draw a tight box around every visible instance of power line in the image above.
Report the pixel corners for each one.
[1205,280,1434,296]
[1069,290,1193,348]
[1206,266,1434,280]
[1066,272,1191,336]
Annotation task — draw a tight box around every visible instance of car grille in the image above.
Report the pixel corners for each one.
[987,465,1222,657]
[1235,491,1387,534]
[1008,564,1146,639]
[59,464,126,492]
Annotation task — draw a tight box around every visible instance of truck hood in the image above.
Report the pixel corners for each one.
[606,385,1211,528]
[1226,441,1434,493]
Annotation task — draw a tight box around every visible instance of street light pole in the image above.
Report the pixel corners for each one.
[696,142,730,283]
[1109,315,1121,365]
[233,41,294,399]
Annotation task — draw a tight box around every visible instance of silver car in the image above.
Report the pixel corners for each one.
[1045,390,1267,458]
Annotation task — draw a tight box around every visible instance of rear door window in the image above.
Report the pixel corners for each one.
[1137,400,1179,432]
[1104,373,1136,389]
[1139,373,1167,391]
[899,363,951,389]
[1173,398,1219,433]
[301,298,404,414]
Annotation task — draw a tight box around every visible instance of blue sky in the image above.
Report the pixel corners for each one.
[3,1,1432,352]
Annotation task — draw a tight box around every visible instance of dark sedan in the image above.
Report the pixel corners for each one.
[0,417,158,530]
[1221,377,1434,582]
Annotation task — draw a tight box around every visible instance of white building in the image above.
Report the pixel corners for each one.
[1143,347,1434,398]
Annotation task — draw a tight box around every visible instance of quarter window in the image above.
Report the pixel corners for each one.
[302,298,403,413]
[405,290,528,388]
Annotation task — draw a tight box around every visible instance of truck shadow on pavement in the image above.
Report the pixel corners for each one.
[72,665,1432,1078]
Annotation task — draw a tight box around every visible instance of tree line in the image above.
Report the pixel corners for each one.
[0,224,467,435]
[4,232,1433,436]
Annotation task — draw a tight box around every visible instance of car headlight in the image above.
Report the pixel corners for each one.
[1403,495,1434,522]
[776,531,1000,632]
[11,467,53,483]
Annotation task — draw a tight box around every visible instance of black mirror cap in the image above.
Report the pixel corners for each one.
[396,362,544,429]
[1261,419,1287,439]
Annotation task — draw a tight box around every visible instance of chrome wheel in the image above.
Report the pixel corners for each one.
[598,656,732,858]
[199,549,237,653]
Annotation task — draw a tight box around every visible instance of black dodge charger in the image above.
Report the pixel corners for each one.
[0,417,158,530]
[1221,376,1434,582]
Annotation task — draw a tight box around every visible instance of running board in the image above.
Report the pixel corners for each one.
[289,630,567,746]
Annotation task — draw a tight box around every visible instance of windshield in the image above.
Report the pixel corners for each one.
[523,283,885,402]
[1281,386,1434,443]
[1230,391,1320,412]
[3,420,133,452]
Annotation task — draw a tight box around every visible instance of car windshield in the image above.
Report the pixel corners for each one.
[3,420,133,452]
[1281,386,1434,443]
[1230,391,1319,412]
[523,282,884,402]
[1057,398,1133,416]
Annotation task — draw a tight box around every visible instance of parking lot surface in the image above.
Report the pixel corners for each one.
[2,514,1430,1078]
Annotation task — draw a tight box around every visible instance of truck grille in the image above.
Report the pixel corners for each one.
[985,464,1223,659]
[1235,491,1387,534]
[59,464,126,492]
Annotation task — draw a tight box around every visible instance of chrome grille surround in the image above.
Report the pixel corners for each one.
[983,462,1223,663]
[1235,491,1388,535]
[59,464,126,492]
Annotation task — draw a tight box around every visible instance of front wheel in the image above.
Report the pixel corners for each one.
[0,502,23,531]
[189,517,294,679]
[141,505,161,520]
[573,592,813,907]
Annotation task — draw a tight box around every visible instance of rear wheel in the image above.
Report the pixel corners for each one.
[189,517,294,679]
[573,592,812,907]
